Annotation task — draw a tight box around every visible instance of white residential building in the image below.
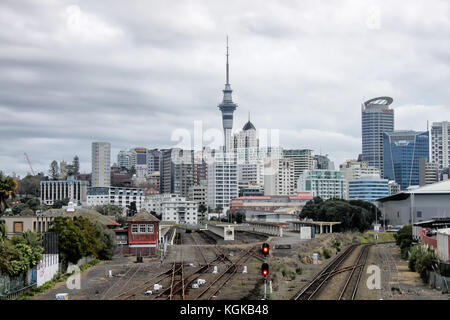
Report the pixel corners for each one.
[143,193,178,216]
[144,193,199,224]
[264,157,295,195]
[161,198,198,225]
[87,186,145,213]
[207,152,238,210]
[91,142,111,187]
[297,170,346,200]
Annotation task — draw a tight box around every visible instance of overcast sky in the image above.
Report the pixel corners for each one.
[1,0,449,177]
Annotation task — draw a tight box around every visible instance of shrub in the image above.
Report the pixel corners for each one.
[407,244,437,282]
[282,268,296,280]
[415,249,437,282]
[332,240,342,252]
[295,266,304,275]
[408,245,422,271]
[395,225,413,259]
[322,248,333,259]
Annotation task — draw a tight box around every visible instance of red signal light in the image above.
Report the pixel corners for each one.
[261,263,269,278]
[262,243,269,256]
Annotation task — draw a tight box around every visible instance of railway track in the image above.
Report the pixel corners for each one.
[338,245,370,300]
[194,246,257,300]
[111,228,259,300]
[101,264,143,300]
[293,244,372,300]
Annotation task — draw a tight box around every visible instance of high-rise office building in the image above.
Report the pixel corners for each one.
[419,158,439,186]
[314,154,335,170]
[134,148,148,178]
[147,149,161,175]
[282,149,315,182]
[159,148,195,197]
[117,149,133,170]
[218,38,237,153]
[361,97,394,177]
[431,121,450,171]
[383,131,429,190]
[91,142,111,187]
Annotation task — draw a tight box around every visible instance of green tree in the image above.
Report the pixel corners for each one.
[395,224,413,259]
[235,211,246,224]
[198,204,207,214]
[127,201,137,217]
[49,216,100,264]
[48,160,59,180]
[0,231,43,276]
[52,198,70,209]
[95,222,117,260]
[300,198,375,232]
[95,204,123,216]
[12,203,29,215]
[17,175,43,197]
[0,171,18,215]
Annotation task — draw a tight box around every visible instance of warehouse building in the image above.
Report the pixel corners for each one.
[377,180,450,226]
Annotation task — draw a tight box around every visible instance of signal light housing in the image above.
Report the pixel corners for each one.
[262,243,270,257]
[261,263,269,278]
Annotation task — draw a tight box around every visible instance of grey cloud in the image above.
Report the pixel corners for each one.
[0,0,449,176]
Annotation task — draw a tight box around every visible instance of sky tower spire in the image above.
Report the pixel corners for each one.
[218,36,238,153]
[226,35,229,85]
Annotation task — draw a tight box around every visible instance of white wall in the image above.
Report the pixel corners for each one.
[36,254,59,287]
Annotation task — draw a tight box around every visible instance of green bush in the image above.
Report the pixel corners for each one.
[332,240,342,252]
[408,245,422,271]
[407,244,437,282]
[416,250,437,282]
[295,266,304,275]
[321,248,333,259]
[282,268,296,280]
[395,225,413,259]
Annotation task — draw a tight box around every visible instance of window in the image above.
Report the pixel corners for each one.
[132,224,138,233]
[417,211,422,218]
[14,222,23,233]
[139,224,146,233]
[147,224,154,234]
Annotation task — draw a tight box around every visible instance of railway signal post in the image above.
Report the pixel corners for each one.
[261,243,270,299]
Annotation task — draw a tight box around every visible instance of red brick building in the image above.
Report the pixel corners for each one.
[116,209,160,256]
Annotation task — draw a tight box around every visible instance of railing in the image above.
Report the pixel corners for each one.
[0,282,37,300]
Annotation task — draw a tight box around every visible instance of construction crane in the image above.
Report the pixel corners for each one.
[24,152,35,175]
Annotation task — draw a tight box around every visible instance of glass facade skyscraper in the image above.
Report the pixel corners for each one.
[361,97,394,177]
[383,131,429,190]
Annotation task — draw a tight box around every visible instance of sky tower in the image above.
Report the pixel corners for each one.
[218,36,238,153]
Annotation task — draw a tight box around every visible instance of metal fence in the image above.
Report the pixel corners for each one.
[0,273,36,300]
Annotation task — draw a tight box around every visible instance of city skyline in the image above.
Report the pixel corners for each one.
[1,1,449,177]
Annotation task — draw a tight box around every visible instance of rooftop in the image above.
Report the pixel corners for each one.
[377,179,450,202]
[127,209,160,222]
